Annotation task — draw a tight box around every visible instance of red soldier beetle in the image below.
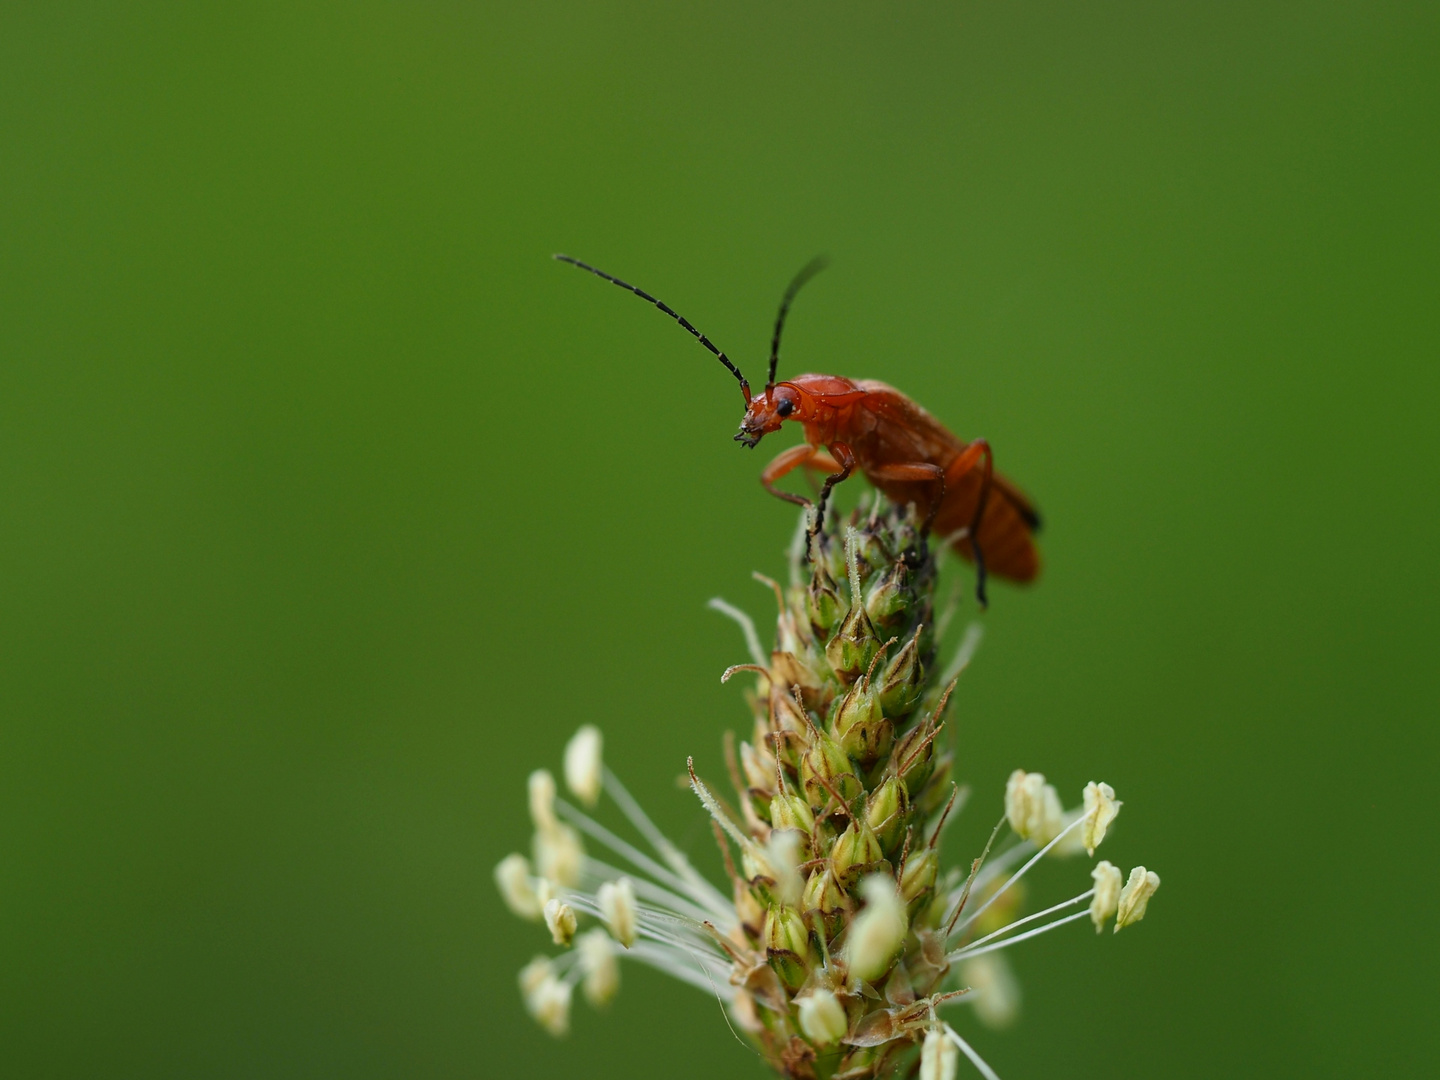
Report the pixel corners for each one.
[554,255,1041,605]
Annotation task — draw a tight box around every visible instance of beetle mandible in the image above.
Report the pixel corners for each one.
[554,255,1041,606]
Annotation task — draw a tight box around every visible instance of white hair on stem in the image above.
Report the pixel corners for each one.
[944,1023,1002,1080]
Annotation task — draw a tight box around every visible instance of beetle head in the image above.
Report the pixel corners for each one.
[735,383,805,448]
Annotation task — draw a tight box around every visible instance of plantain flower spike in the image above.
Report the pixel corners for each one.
[495,501,1165,1078]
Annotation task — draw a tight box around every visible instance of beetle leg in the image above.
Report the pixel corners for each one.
[864,460,948,535]
[760,443,835,509]
[807,442,858,554]
[941,440,995,608]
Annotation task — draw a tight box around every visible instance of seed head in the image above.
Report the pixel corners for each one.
[495,500,1165,1078]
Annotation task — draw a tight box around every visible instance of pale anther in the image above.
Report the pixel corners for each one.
[796,989,848,1046]
[1115,866,1160,931]
[1090,860,1122,932]
[847,873,909,983]
[1081,781,1121,856]
[563,725,604,807]
[544,897,577,946]
[920,1025,959,1080]
[597,877,637,948]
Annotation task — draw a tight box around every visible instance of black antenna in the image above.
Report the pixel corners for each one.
[553,255,751,403]
[768,255,829,388]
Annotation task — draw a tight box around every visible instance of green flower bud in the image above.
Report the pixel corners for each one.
[833,678,893,767]
[801,865,848,937]
[807,562,844,640]
[832,678,882,738]
[763,905,812,989]
[877,632,925,718]
[864,558,914,635]
[831,817,887,889]
[898,847,938,909]
[891,721,937,798]
[865,777,910,855]
[825,600,881,686]
[800,727,864,810]
[770,790,816,835]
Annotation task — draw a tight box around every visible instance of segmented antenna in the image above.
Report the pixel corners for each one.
[768,255,829,389]
[553,254,751,403]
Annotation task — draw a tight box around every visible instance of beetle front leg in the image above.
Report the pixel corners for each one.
[807,442,857,555]
[760,443,835,509]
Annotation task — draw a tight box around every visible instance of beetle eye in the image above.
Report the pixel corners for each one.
[776,398,794,417]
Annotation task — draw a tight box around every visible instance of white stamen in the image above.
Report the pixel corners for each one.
[1003,770,1064,845]
[576,928,620,1007]
[952,815,1085,938]
[544,897,577,946]
[627,941,736,998]
[602,767,732,914]
[533,821,584,888]
[597,878,638,947]
[518,955,552,999]
[528,769,560,833]
[921,1025,959,1080]
[527,974,573,1037]
[948,889,1094,961]
[944,1023,1002,1080]
[847,874,909,983]
[555,797,732,923]
[707,597,768,668]
[1081,781,1121,856]
[580,857,715,925]
[1115,866,1161,931]
[563,726,604,807]
[1090,861,1122,932]
[960,953,1021,1029]
[950,909,1092,963]
[494,853,544,921]
[796,989,848,1046]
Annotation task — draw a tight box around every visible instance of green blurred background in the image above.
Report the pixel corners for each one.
[2,2,1436,1077]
